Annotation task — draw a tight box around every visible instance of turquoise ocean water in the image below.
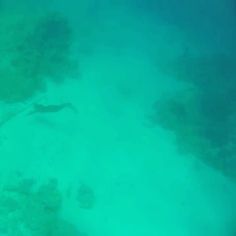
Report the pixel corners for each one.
[0,0,236,235]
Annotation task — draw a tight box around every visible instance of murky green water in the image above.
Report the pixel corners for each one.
[0,1,236,235]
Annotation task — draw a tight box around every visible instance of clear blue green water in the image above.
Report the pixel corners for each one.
[0,0,236,235]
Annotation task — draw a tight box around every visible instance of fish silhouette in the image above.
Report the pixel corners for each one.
[28,103,77,115]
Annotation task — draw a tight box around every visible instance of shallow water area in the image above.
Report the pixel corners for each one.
[0,1,236,236]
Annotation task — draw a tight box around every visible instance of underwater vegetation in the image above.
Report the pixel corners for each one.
[0,11,77,102]
[0,174,82,236]
[151,53,236,179]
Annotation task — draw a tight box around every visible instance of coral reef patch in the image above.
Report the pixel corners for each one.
[0,11,77,103]
[76,184,96,210]
[151,52,236,180]
[0,174,81,236]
